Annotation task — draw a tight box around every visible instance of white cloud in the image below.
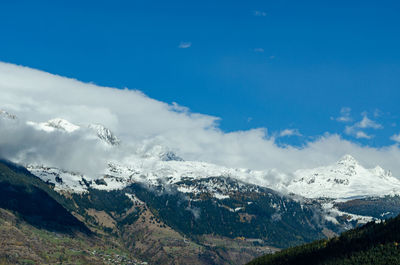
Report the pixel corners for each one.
[254,10,267,17]
[344,113,382,139]
[178,42,192,49]
[0,118,110,175]
[1,62,400,182]
[358,115,382,129]
[391,133,400,143]
[344,126,373,139]
[171,102,189,113]
[253,48,264,53]
[336,107,352,123]
[279,129,302,137]
[355,131,372,139]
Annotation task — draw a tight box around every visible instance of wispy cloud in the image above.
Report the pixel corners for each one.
[253,48,264,53]
[279,129,302,137]
[344,113,382,139]
[357,114,382,129]
[373,108,383,118]
[355,131,372,139]
[178,41,192,49]
[253,10,267,17]
[344,125,373,139]
[335,107,352,123]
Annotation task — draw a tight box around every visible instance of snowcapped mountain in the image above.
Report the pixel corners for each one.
[26,118,120,146]
[24,117,400,229]
[88,124,120,146]
[285,154,400,199]
[20,116,400,202]
[27,118,80,133]
[5,113,400,225]
[137,144,184,161]
[27,165,90,193]
[23,116,275,196]
[28,157,271,198]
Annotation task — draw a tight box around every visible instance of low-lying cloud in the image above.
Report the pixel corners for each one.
[1,62,400,183]
[0,118,110,175]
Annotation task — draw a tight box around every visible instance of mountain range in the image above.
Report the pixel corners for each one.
[2,110,400,264]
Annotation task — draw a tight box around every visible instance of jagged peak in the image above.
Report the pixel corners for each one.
[139,144,184,161]
[159,150,184,161]
[88,124,120,146]
[370,165,393,179]
[336,154,359,166]
[27,118,80,133]
[44,118,80,132]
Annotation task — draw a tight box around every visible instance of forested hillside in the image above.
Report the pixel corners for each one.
[248,214,400,265]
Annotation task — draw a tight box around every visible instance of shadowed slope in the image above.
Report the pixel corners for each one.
[0,159,90,234]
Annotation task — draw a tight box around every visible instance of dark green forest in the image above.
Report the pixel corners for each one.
[248,214,400,265]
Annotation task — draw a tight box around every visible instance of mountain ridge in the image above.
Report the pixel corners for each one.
[5,114,399,202]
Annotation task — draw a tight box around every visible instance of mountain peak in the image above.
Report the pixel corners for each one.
[45,118,80,133]
[337,154,359,166]
[27,118,80,133]
[88,124,120,146]
[286,155,400,199]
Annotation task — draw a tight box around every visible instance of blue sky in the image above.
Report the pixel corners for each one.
[1,0,399,147]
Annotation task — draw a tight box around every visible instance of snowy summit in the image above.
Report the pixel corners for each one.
[285,155,400,199]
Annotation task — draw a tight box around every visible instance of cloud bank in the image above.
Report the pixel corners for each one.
[0,117,110,175]
[1,62,400,182]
